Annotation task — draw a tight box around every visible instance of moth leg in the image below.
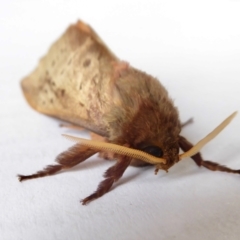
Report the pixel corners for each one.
[179,135,240,175]
[18,144,97,181]
[60,123,85,131]
[181,118,193,128]
[81,156,131,205]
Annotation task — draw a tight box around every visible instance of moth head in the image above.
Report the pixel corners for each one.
[106,97,182,167]
[63,112,237,170]
[137,138,180,169]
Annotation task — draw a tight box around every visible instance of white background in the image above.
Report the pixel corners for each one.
[1,1,240,239]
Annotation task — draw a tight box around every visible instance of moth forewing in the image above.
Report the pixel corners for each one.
[21,20,118,136]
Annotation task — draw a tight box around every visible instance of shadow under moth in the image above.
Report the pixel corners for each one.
[19,20,239,205]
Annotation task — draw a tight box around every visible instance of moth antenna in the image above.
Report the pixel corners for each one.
[62,134,166,165]
[179,111,237,159]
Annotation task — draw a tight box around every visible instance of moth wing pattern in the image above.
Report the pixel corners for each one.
[21,20,118,136]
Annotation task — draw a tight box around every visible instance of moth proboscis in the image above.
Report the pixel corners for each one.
[18,20,240,205]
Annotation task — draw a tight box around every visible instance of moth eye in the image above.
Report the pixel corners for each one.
[142,146,163,158]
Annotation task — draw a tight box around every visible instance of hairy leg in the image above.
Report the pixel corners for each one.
[179,135,240,174]
[60,123,85,131]
[18,144,97,181]
[81,156,131,205]
[181,118,193,128]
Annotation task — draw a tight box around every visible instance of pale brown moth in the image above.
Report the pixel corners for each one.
[18,20,239,205]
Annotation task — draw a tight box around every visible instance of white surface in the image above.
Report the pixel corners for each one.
[1,1,240,240]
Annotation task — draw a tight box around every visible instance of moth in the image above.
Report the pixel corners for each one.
[19,20,239,205]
